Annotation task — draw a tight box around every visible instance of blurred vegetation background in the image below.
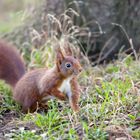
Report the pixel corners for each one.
[0,0,140,64]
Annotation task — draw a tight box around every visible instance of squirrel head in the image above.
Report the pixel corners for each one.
[56,46,82,78]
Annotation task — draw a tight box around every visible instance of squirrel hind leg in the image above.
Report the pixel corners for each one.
[22,102,49,113]
[20,94,39,113]
[22,102,38,113]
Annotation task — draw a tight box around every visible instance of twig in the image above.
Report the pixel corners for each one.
[129,38,138,61]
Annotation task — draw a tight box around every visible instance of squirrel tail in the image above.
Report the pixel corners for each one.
[0,40,25,88]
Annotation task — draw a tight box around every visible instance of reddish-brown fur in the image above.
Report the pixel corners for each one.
[70,77,80,111]
[13,67,68,112]
[0,40,25,87]
[0,39,82,113]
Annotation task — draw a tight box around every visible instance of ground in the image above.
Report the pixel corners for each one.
[0,55,140,139]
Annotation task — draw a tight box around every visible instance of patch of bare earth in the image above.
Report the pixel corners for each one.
[105,125,136,140]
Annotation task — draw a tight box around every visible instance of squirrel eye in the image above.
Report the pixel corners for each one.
[65,62,72,69]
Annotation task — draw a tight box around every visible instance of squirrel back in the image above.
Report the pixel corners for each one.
[13,45,82,113]
[0,40,82,113]
[0,40,25,87]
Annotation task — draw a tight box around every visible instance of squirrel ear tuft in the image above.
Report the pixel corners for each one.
[56,45,65,65]
[64,46,73,56]
[63,41,73,56]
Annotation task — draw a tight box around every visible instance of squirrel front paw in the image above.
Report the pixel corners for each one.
[59,94,67,101]
[71,103,80,112]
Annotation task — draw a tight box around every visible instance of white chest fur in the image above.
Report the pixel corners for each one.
[58,77,72,98]
[41,77,73,102]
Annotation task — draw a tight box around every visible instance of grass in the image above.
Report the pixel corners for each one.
[0,52,140,139]
[0,81,20,114]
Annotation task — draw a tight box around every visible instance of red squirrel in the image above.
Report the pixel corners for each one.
[0,39,82,113]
